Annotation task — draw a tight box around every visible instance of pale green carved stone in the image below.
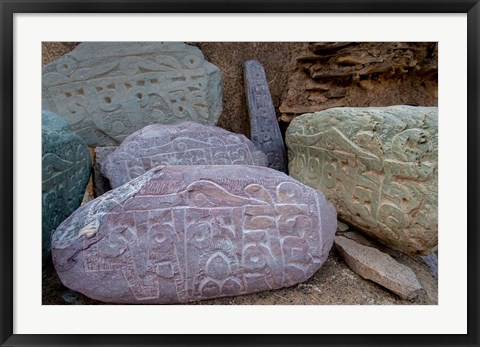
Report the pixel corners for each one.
[286,106,438,255]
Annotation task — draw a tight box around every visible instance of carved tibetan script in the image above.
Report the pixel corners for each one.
[244,60,287,172]
[286,106,438,255]
[52,165,336,304]
[101,122,268,188]
[42,42,222,146]
[42,111,91,260]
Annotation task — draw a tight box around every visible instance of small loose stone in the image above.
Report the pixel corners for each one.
[337,221,349,232]
[334,235,423,300]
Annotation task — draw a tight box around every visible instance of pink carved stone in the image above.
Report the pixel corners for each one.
[101,121,269,188]
[51,165,337,304]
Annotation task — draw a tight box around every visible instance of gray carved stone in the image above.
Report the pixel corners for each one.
[244,60,287,172]
[42,111,91,262]
[52,165,336,304]
[101,121,269,189]
[42,42,222,146]
[286,106,438,255]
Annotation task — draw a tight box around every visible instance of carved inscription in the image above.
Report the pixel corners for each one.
[42,42,222,146]
[101,122,269,188]
[42,111,91,261]
[286,106,438,255]
[244,60,287,172]
[52,165,336,304]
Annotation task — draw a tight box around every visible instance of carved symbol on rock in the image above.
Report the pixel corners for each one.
[52,165,337,303]
[42,43,223,146]
[244,60,287,172]
[100,122,269,189]
[285,106,438,255]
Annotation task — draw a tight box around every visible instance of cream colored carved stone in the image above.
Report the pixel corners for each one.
[286,106,437,255]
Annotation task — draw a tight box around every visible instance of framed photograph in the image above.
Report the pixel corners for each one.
[1,1,478,346]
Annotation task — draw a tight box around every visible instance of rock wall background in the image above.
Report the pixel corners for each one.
[42,42,437,138]
[279,42,438,123]
[188,42,307,137]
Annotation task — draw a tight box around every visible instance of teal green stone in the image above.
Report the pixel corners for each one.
[42,111,91,262]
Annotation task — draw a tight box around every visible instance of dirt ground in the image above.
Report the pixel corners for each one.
[42,239,437,305]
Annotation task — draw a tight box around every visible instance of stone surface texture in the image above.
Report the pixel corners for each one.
[244,60,287,172]
[336,221,349,232]
[334,236,423,300]
[42,42,222,146]
[101,122,269,189]
[93,146,116,197]
[279,42,438,123]
[286,106,438,255]
[52,165,337,304]
[42,111,91,261]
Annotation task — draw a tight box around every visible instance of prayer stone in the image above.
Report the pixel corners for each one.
[286,106,438,255]
[42,42,222,146]
[52,165,336,304]
[101,121,268,189]
[244,60,287,172]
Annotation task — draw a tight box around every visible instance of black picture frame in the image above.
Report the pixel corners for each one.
[1,1,478,346]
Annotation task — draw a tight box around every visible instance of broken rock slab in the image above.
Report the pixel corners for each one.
[244,60,287,172]
[101,121,269,189]
[52,165,337,304]
[334,235,423,300]
[286,106,438,255]
[42,42,223,146]
[42,111,91,262]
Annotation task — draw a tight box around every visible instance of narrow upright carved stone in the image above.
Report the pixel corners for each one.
[42,42,223,146]
[286,106,438,255]
[101,122,269,188]
[42,111,91,262]
[52,165,336,304]
[244,60,287,172]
